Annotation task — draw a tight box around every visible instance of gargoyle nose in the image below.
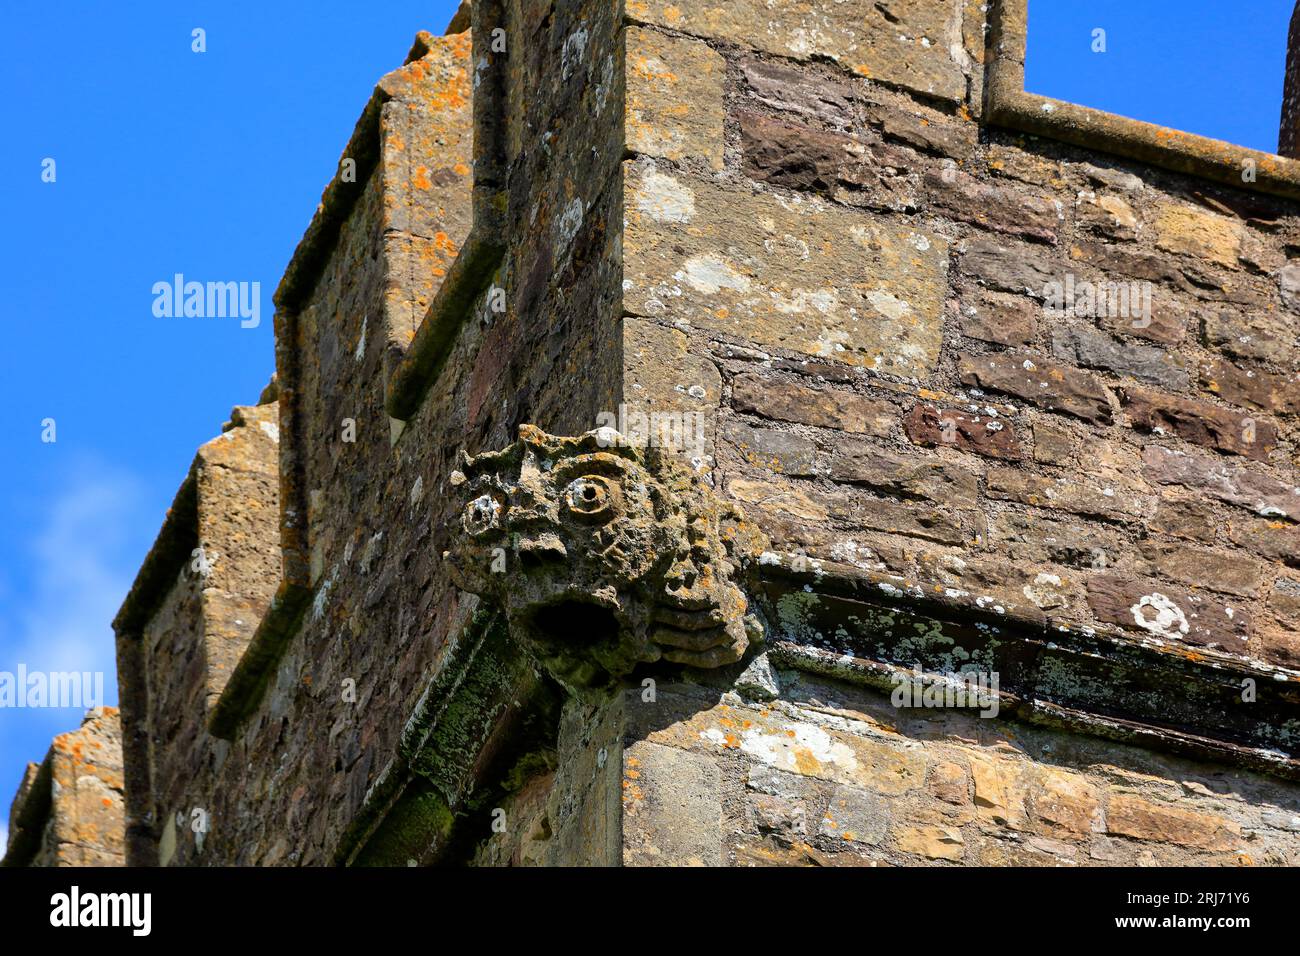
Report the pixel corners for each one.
[517,533,568,567]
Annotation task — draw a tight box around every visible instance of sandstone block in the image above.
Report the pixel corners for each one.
[1202,308,1297,366]
[740,59,857,129]
[895,824,965,861]
[731,373,896,437]
[1032,768,1100,840]
[961,239,1061,296]
[903,404,1023,459]
[741,111,851,197]
[1121,386,1277,461]
[1076,192,1139,240]
[925,171,1060,243]
[1086,574,1251,649]
[958,288,1038,347]
[626,27,726,170]
[625,161,950,377]
[627,0,967,104]
[820,785,888,845]
[1050,326,1187,391]
[1227,518,1300,566]
[986,468,1146,522]
[1143,445,1300,520]
[969,753,1027,830]
[722,420,819,476]
[1155,205,1243,268]
[1200,358,1300,416]
[1107,794,1242,851]
[959,352,1112,423]
[622,741,722,866]
[1138,542,1265,597]
[830,439,981,504]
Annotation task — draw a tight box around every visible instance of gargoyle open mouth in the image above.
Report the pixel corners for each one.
[529,598,621,647]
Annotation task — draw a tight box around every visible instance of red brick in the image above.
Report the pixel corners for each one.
[1121,386,1277,460]
[903,404,1023,459]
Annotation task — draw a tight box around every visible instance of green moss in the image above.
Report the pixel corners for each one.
[501,749,558,794]
[352,785,454,867]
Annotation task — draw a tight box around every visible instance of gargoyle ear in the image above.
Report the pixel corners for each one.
[719,507,769,567]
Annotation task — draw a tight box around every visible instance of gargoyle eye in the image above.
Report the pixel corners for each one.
[563,476,617,522]
[463,493,503,537]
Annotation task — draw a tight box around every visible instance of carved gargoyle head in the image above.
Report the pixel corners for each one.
[443,425,766,690]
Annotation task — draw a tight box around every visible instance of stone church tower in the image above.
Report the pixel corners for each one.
[8,0,1300,867]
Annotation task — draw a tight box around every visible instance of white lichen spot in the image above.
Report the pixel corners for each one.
[637,168,696,223]
[311,573,335,622]
[865,288,912,321]
[681,254,752,294]
[772,287,839,315]
[557,198,585,249]
[560,28,589,80]
[1131,593,1190,638]
[737,722,858,777]
[259,420,280,443]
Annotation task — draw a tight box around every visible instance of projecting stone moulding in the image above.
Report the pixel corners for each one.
[985,0,1300,200]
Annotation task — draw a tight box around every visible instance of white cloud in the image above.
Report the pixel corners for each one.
[0,821,7,858]
[10,464,144,681]
[0,460,148,803]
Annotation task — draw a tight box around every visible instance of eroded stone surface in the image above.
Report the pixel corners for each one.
[625,161,950,378]
[626,0,968,103]
[3,709,125,867]
[443,426,767,688]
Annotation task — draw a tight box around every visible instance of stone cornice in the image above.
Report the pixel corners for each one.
[758,554,1300,781]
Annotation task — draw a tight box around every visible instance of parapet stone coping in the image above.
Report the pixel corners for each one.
[987,0,1300,201]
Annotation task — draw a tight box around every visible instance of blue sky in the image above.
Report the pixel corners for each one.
[0,0,461,854]
[0,0,1291,856]
[1026,0,1293,153]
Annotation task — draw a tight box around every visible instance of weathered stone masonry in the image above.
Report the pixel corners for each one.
[9,0,1300,867]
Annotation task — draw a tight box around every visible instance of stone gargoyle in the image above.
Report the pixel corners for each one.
[442,425,766,690]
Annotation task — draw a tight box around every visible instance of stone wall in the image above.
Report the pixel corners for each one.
[619,0,1300,674]
[33,0,1300,868]
[3,709,125,867]
[111,396,280,865]
[486,0,1300,867]
[1281,0,1300,158]
[615,676,1299,867]
[105,3,632,866]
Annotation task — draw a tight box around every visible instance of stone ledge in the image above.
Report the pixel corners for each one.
[758,554,1300,781]
[986,0,1300,201]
